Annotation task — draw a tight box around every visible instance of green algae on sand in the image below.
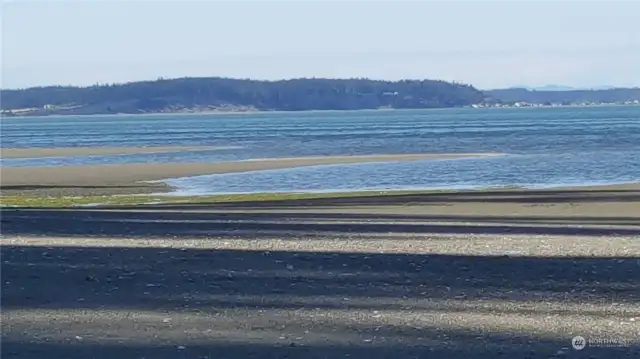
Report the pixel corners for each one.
[0,189,447,208]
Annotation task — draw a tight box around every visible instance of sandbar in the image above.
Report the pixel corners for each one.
[1,146,230,159]
[0,153,496,196]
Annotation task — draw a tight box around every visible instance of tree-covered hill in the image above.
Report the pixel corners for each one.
[1,77,485,116]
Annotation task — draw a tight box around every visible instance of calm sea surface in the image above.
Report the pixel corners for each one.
[1,106,639,194]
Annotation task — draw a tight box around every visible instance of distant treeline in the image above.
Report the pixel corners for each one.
[0,77,485,115]
[485,87,640,104]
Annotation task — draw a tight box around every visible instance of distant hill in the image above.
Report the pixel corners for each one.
[0,77,485,116]
[484,87,640,105]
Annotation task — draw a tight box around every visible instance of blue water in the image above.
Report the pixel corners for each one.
[1,106,639,194]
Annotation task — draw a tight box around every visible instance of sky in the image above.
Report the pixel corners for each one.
[2,0,639,90]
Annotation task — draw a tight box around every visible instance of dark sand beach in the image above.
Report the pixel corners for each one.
[1,155,639,359]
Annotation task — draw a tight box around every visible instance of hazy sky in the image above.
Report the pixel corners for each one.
[2,0,639,89]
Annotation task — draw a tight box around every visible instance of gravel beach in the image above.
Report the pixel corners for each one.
[2,184,639,359]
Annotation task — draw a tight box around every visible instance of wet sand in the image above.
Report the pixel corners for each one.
[2,186,640,359]
[1,146,229,158]
[0,153,498,196]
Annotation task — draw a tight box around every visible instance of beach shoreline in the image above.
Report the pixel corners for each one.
[0,153,499,197]
[1,151,638,199]
[2,104,637,120]
[150,181,640,197]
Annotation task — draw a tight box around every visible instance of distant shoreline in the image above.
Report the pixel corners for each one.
[0,106,450,119]
[2,103,639,120]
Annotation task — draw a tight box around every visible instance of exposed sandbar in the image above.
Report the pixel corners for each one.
[0,153,497,196]
[1,146,230,158]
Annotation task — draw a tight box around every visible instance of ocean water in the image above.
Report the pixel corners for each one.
[1,106,639,194]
